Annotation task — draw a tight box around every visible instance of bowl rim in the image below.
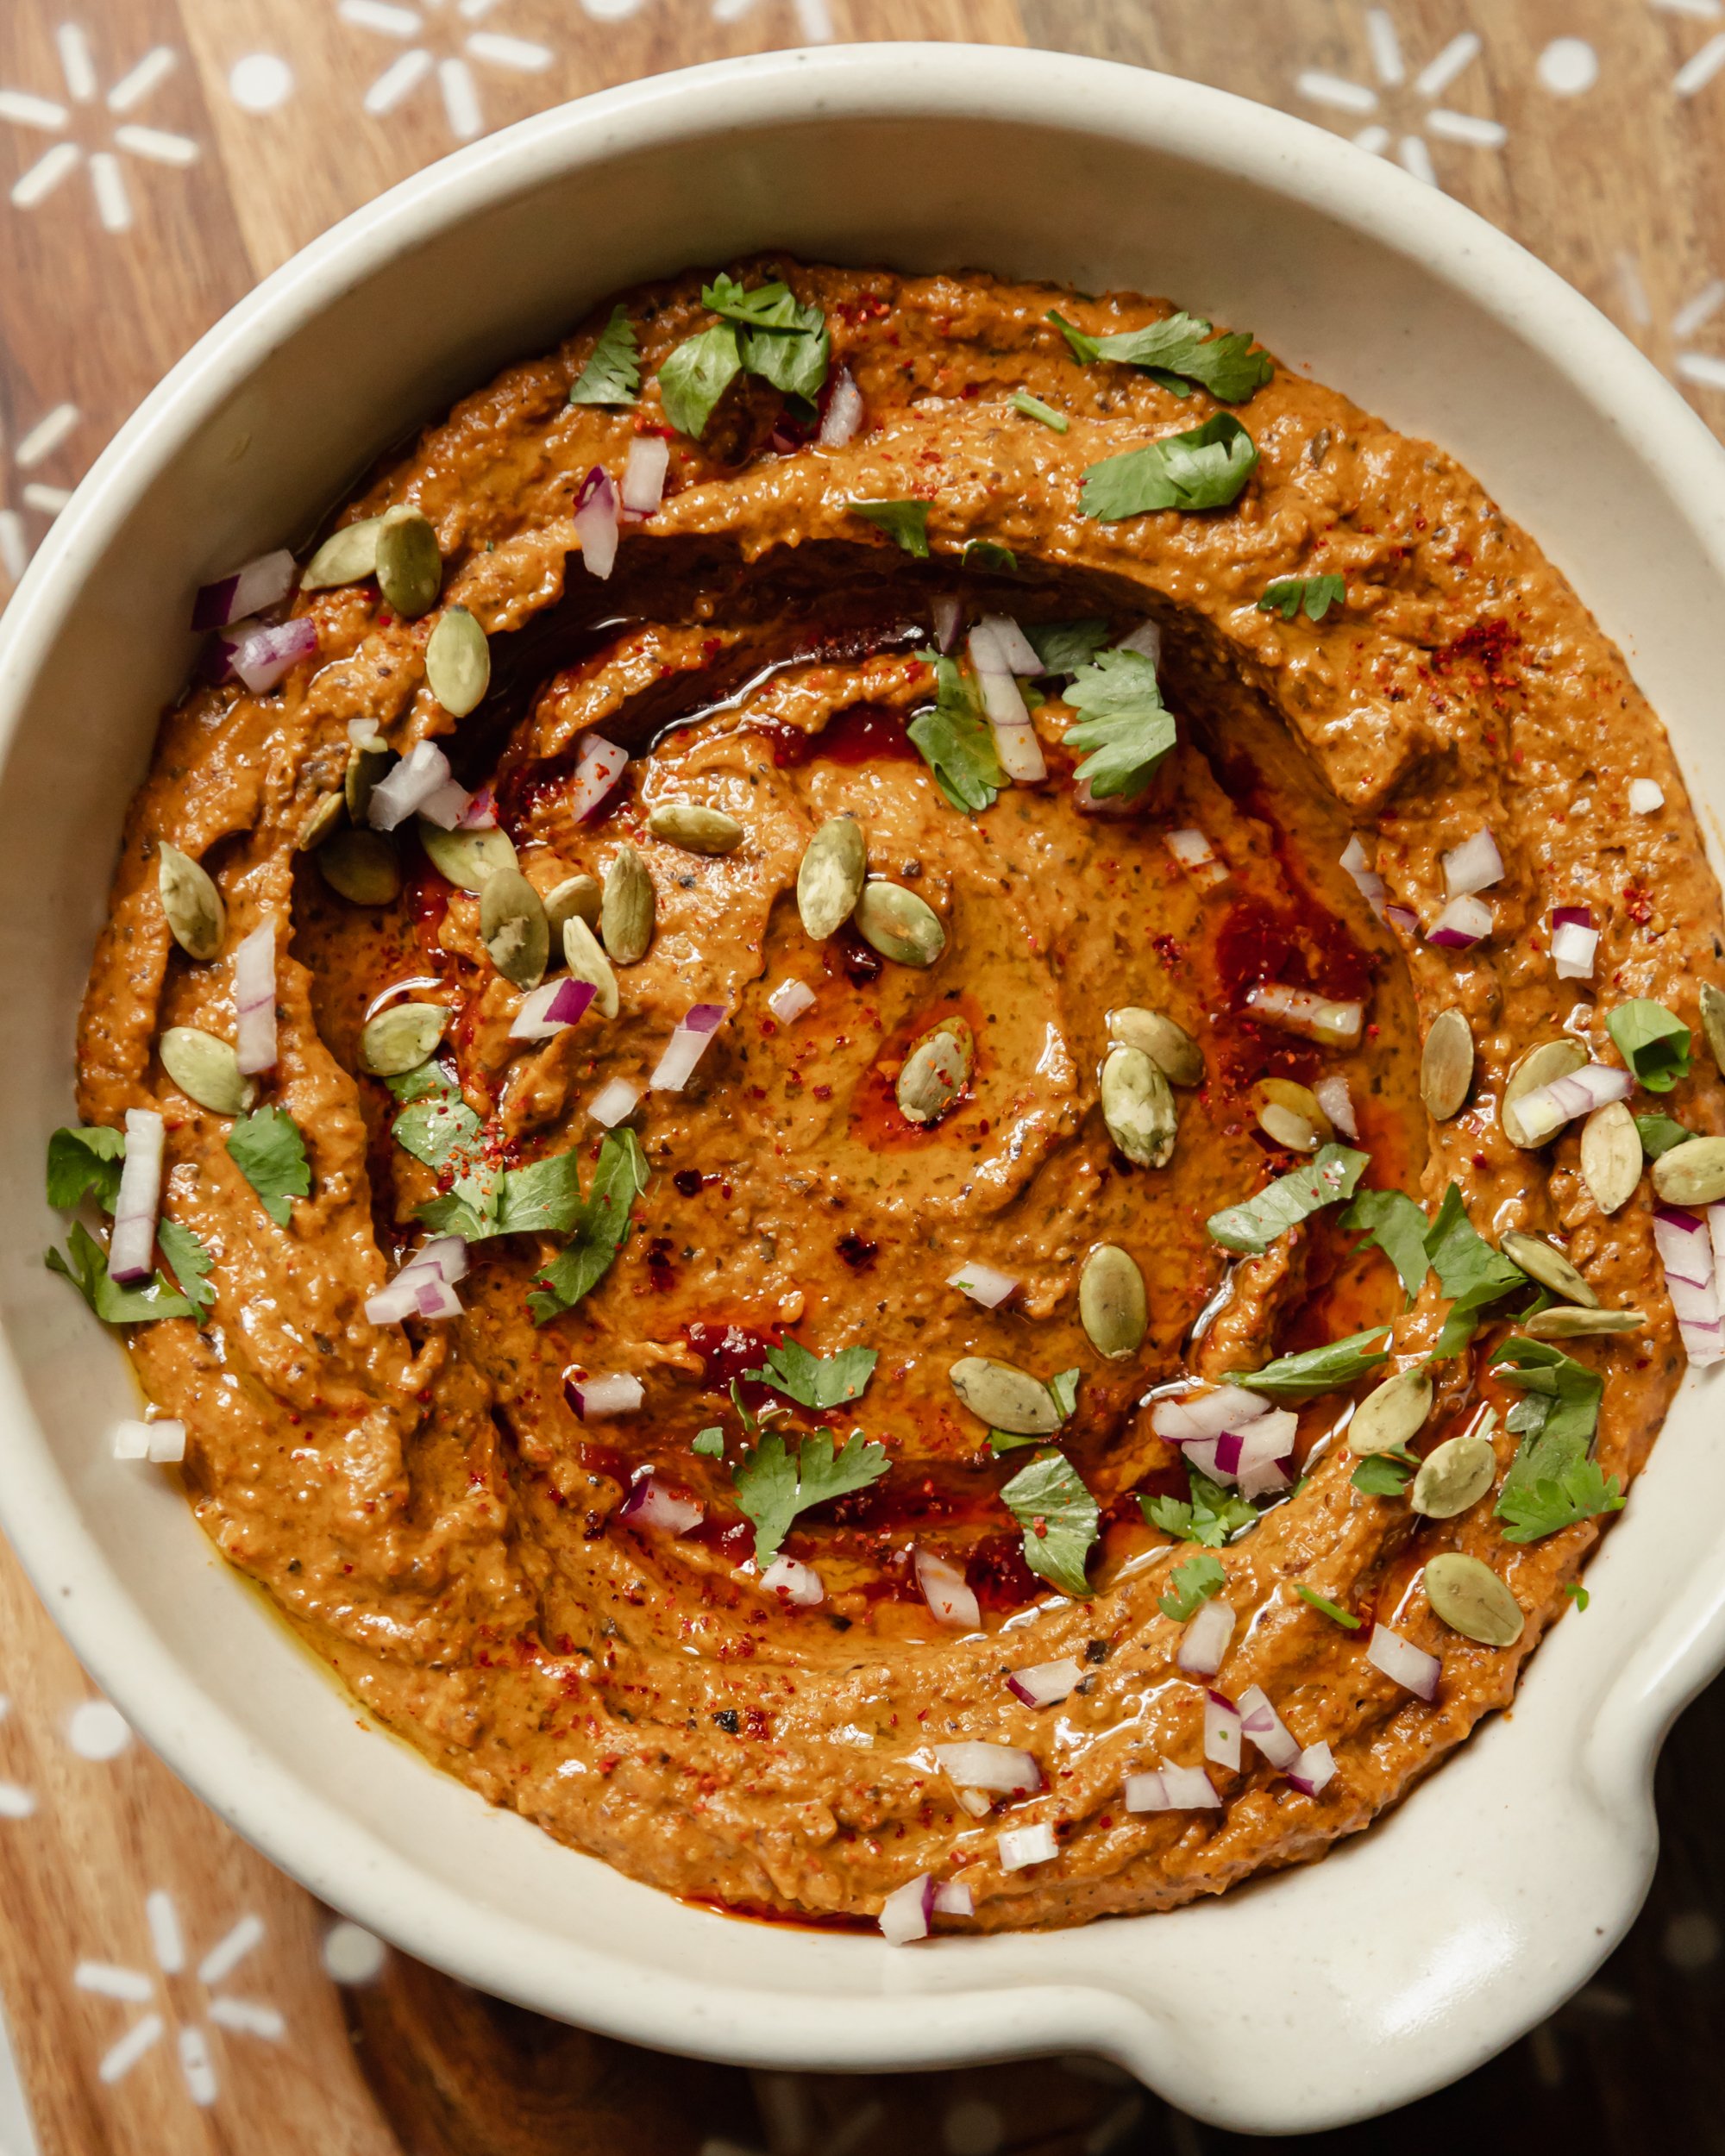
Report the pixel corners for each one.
[5,38,1725,2125]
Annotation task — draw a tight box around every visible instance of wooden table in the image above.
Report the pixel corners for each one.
[3,2,1724,2148]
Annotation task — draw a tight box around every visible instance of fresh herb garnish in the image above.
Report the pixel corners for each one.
[568,304,641,407]
[1258,574,1346,624]
[419,1145,595,1242]
[1230,1327,1391,1401]
[1425,1185,1527,1356]
[988,1429,1047,1453]
[387,1063,499,1225]
[1141,1464,1258,1548]
[1293,1583,1362,1629]
[47,1125,126,1212]
[525,1129,650,1325]
[963,539,1017,573]
[1566,1583,1590,1611]
[744,1336,877,1410]
[1352,1450,1414,1495]
[157,1219,216,1316]
[1489,1336,1603,1451]
[692,1426,724,1458]
[1634,1112,1691,1158]
[1206,1144,1370,1257]
[733,1427,888,1566]
[1025,619,1111,675]
[1606,999,1691,1094]
[1011,390,1069,431]
[848,498,931,557]
[1048,1369,1081,1419]
[1492,1354,1622,1545]
[1001,1450,1099,1598]
[1080,413,1258,521]
[1062,646,1177,801]
[906,653,1003,814]
[47,1221,191,1324]
[1049,310,1272,401]
[225,1106,310,1228]
[695,273,830,405]
[1342,1188,1432,1302]
[1158,1551,1226,1621]
[657,322,743,438]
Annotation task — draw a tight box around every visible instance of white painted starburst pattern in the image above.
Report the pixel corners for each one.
[0,401,80,589]
[339,0,555,142]
[0,24,196,235]
[1295,7,1505,188]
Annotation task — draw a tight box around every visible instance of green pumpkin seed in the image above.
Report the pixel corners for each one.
[1701,982,1725,1078]
[1498,1230,1596,1307]
[949,1357,1063,1435]
[1421,1007,1474,1121]
[1522,1306,1647,1339]
[345,734,391,824]
[564,916,618,1018]
[1423,1552,1523,1647]
[1100,1046,1176,1169]
[896,1019,973,1125]
[798,817,868,940]
[296,790,344,853]
[601,843,656,965]
[1079,1244,1147,1359]
[1347,1367,1433,1456]
[648,803,743,856]
[424,605,490,717]
[160,1026,254,1116]
[855,881,945,967]
[1411,1432,1497,1520]
[361,1002,448,1076]
[543,874,601,943]
[1653,1134,1725,1207]
[480,867,549,988]
[1500,1038,1588,1149]
[299,504,419,592]
[374,511,441,619]
[417,819,518,892]
[1107,1007,1203,1087]
[156,843,225,962]
[1579,1100,1641,1217]
[317,830,401,906]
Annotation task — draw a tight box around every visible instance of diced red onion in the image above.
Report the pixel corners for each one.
[233,923,278,1075]
[1005,1657,1084,1708]
[1365,1622,1441,1702]
[364,1238,467,1326]
[1427,893,1493,950]
[1204,1689,1242,1771]
[1339,835,1388,923]
[819,367,864,448]
[1511,1062,1633,1146]
[997,1822,1057,1871]
[368,740,464,831]
[457,786,498,830]
[1629,778,1665,815]
[1115,617,1162,664]
[574,466,619,580]
[192,548,297,630]
[1384,903,1419,936]
[1176,1596,1236,1678]
[509,975,597,1043]
[1073,777,1138,819]
[1000,718,1051,790]
[216,614,319,695]
[416,1236,469,1284]
[1124,1762,1219,1813]
[1164,828,1230,891]
[618,1471,703,1533]
[1245,982,1363,1050]
[113,1420,150,1460]
[1551,905,1590,929]
[108,1107,166,1284]
[934,1742,1042,1796]
[1708,1202,1725,1296]
[878,1873,933,1946]
[947,1261,1019,1309]
[415,1276,461,1319]
[968,624,1046,783]
[1235,1683,1301,1770]
[587,1077,642,1127]
[1285,1740,1336,1797]
[1314,1073,1358,1138]
[766,977,816,1024]
[979,615,1043,676]
[568,732,629,822]
[931,596,962,654]
[348,718,384,747]
[573,1373,644,1419]
[1151,1386,1273,1444]
[116,1417,187,1463]
[915,1546,980,1630]
[1655,1201,1725,1365]
[761,1555,824,1607]
[932,1878,974,1918]
[1551,910,1598,981]
[1440,827,1504,899]
[619,436,669,517]
[649,1002,727,1093]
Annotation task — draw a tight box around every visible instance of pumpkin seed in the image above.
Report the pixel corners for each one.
[1422,1552,1524,1647]
[1522,1306,1647,1339]
[1101,1046,1176,1169]
[361,1002,448,1076]
[1079,1244,1147,1358]
[156,843,225,962]
[1579,1100,1642,1217]
[424,605,491,717]
[317,830,400,906]
[1498,1229,1596,1307]
[1346,1367,1433,1456]
[417,819,518,892]
[299,504,418,592]
[601,843,655,964]
[896,1019,973,1125]
[543,874,601,943]
[160,1026,254,1116]
[648,802,743,856]
[480,867,549,988]
[345,734,391,824]
[1411,1432,1497,1520]
[1701,982,1725,1078]
[374,511,441,619]
[797,817,868,939]
[1420,1007,1474,1121]
[1653,1135,1725,1207]
[855,881,945,968]
[949,1357,1063,1435]
[1501,1037,1588,1149]
[1253,1077,1329,1153]
[564,916,618,1018]
[1107,1007,1203,1087]
[296,790,344,852]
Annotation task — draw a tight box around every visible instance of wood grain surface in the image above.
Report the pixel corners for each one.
[3,3,1725,2151]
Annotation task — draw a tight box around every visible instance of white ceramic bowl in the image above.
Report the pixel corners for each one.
[4,42,1724,2134]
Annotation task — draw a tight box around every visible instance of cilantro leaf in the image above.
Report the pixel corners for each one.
[386,1062,498,1215]
[1634,1112,1690,1158]
[988,1428,1050,1453]
[849,498,930,557]
[701,273,814,332]
[1206,1144,1370,1257]
[1001,1450,1099,1598]
[1141,1464,1258,1549]
[1425,1184,1527,1356]
[1047,1369,1081,1420]
[47,1221,191,1324]
[1012,390,1069,431]
[906,653,1003,813]
[1230,1326,1391,1401]
[1352,1451,1414,1495]
[1025,619,1110,675]
[225,1106,310,1228]
[47,1125,126,1213]
[740,319,828,402]
[1049,310,1272,401]
[962,539,1017,574]
[1497,1453,1622,1544]
[1606,999,1691,1094]
[527,1129,650,1324]
[568,304,641,407]
[744,1336,877,1410]
[157,1218,216,1316]
[1063,646,1177,801]
[1158,1551,1226,1621]
[1342,1188,1432,1301]
[657,322,742,438]
[733,1427,888,1566]
[1494,1376,1621,1545]
[699,275,830,403]
[1566,1583,1590,1611]
[1258,574,1346,624]
[1080,414,1258,521]
[1294,1583,1362,1629]
[692,1426,724,1458]
[421,1146,593,1243]
[1489,1336,1603,1451]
